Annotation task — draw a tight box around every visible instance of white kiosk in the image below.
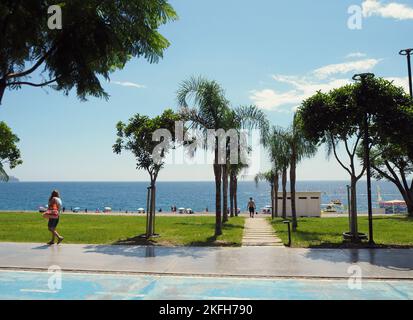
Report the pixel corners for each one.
[276,192,321,217]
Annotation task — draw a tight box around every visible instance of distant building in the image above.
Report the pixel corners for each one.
[276,192,321,217]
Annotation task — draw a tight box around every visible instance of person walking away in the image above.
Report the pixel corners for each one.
[247,197,256,218]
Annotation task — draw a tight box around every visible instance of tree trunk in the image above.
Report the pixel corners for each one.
[222,165,229,223]
[290,159,297,231]
[270,182,274,219]
[399,189,413,217]
[147,179,156,237]
[350,176,359,240]
[0,81,6,105]
[274,172,279,218]
[401,186,413,217]
[234,175,238,217]
[229,171,235,218]
[408,201,413,217]
[214,144,222,236]
[282,167,287,219]
[151,182,156,235]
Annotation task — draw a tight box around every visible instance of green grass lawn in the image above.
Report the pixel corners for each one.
[271,215,413,248]
[0,212,244,247]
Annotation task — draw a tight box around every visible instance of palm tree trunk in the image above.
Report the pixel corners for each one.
[274,172,279,218]
[229,171,235,218]
[214,145,222,236]
[290,158,297,231]
[271,182,274,219]
[234,175,238,217]
[222,165,229,223]
[282,167,287,219]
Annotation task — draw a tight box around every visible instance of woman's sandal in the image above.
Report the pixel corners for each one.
[47,241,54,246]
[57,237,64,244]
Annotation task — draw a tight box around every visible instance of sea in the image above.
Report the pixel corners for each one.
[0,180,405,213]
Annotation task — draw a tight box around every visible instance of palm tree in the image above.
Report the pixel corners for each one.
[223,106,268,221]
[177,76,230,236]
[178,77,268,233]
[284,115,317,231]
[224,105,269,219]
[263,126,290,219]
[254,170,277,217]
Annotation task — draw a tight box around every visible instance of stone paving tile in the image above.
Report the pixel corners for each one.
[242,217,284,247]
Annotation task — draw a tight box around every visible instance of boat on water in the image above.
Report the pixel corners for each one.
[322,199,345,213]
[322,205,339,213]
[331,199,343,206]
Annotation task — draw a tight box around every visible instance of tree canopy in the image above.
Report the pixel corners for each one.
[113,109,181,183]
[0,0,177,104]
[0,122,22,181]
[298,76,413,225]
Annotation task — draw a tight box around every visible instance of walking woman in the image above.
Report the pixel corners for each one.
[45,190,64,245]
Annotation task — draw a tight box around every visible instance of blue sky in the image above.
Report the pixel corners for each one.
[1,0,412,181]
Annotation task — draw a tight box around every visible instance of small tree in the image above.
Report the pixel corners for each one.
[364,81,413,216]
[298,86,367,240]
[0,122,22,181]
[113,109,181,237]
[298,77,413,240]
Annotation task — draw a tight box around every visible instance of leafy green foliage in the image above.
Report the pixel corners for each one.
[113,109,181,182]
[298,77,413,217]
[0,0,177,103]
[0,122,22,181]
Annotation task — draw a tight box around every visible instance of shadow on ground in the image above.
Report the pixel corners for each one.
[303,246,413,271]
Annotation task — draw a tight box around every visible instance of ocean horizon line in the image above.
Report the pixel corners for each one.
[3,179,368,183]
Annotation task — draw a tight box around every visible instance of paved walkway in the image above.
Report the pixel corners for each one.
[242,217,283,247]
[1,243,413,279]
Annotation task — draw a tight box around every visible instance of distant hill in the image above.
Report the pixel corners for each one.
[2,176,19,182]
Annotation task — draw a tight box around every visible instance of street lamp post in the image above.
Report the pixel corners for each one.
[399,49,413,97]
[352,73,375,245]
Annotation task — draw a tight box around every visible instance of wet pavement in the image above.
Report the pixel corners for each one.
[0,243,413,279]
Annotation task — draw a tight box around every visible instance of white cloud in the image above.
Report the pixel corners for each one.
[111,81,146,89]
[385,76,410,92]
[250,76,351,111]
[346,52,367,59]
[250,57,383,112]
[250,75,410,113]
[362,0,413,20]
[313,59,380,79]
